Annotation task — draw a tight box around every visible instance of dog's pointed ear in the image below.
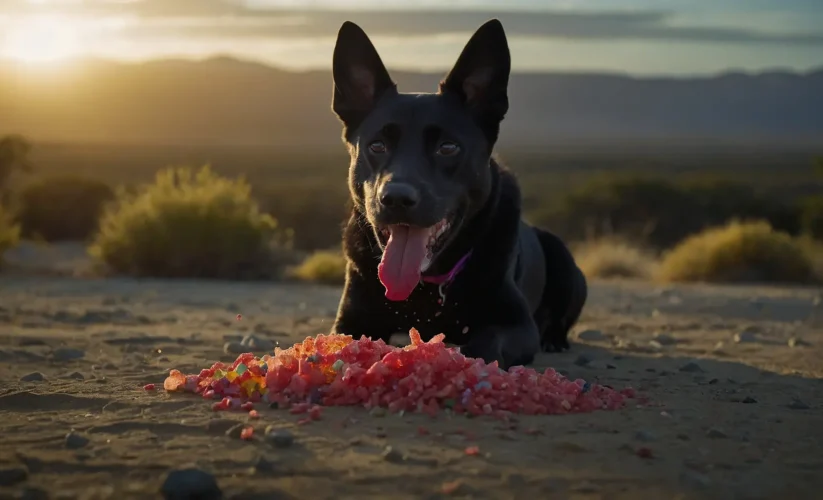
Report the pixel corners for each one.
[332,21,396,130]
[439,19,511,127]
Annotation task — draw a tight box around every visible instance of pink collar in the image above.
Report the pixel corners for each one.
[421,251,473,286]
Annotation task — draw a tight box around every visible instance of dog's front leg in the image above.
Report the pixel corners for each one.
[460,281,541,370]
[331,266,395,343]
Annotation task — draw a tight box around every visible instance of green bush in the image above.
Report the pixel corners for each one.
[89,165,292,279]
[0,206,20,267]
[657,220,816,284]
[289,250,347,285]
[16,175,115,241]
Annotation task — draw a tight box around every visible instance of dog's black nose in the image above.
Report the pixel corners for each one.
[379,183,420,209]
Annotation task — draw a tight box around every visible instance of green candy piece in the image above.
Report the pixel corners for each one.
[235,364,247,375]
[332,359,344,372]
[444,399,456,409]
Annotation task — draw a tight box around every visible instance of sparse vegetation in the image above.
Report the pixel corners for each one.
[290,250,347,285]
[0,206,20,268]
[89,166,293,279]
[657,220,817,284]
[15,175,115,242]
[574,239,657,280]
[0,135,33,193]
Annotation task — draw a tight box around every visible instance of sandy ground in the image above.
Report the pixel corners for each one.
[1,272,822,500]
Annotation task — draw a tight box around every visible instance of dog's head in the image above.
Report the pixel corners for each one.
[332,19,510,301]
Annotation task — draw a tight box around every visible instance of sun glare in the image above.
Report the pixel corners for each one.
[3,15,83,63]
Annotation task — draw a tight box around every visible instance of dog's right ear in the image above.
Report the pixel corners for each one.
[332,22,396,131]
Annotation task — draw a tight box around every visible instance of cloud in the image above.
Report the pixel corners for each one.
[3,1,823,46]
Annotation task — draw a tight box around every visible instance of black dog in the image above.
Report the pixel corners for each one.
[329,19,587,369]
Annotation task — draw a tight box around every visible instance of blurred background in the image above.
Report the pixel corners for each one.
[1,0,822,285]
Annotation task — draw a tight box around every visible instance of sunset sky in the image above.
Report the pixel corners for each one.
[1,0,822,75]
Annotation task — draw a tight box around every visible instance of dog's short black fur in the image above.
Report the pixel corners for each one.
[329,19,587,369]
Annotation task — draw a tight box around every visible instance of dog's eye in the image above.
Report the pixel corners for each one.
[436,142,460,156]
[368,141,387,154]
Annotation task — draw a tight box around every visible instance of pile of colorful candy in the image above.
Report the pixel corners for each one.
[164,329,634,417]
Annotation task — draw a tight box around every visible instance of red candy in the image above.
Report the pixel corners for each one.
[164,328,635,418]
[143,383,156,391]
[240,427,254,440]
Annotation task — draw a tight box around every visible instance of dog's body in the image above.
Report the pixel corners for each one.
[330,19,587,369]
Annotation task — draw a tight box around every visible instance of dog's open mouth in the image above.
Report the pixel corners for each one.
[376,218,453,302]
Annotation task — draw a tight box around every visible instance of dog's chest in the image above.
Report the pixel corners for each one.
[379,282,473,344]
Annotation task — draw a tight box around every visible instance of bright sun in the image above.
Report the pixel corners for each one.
[3,15,83,63]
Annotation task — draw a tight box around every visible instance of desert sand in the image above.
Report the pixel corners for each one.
[1,268,822,499]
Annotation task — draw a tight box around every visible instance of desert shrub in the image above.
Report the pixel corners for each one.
[289,250,347,285]
[657,220,816,284]
[0,206,20,267]
[89,165,292,279]
[534,175,802,250]
[15,175,115,241]
[574,239,657,280]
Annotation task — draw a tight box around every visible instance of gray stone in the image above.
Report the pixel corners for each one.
[679,362,705,373]
[223,342,247,355]
[65,431,90,449]
[788,399,810,410]
[160,467,222,500]
[264,427,294,448]
[706,428,728,439]
[20,372,46,382]
[734,330,758,343]
[573,355,591,367]
[0,465,28,486]
[653,333,677,345]
[576,329,608,342]
[52,348,85,362]
[225,424,245,439]
[680,471,711,489]
[634,430,656,442]
[381,446,405,463]
[240,334,275,352]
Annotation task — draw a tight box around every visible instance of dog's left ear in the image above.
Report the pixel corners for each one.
[332,21,396,131]
[439,19,511,127]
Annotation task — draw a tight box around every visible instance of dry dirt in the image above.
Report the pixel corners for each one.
[1,275,822,500]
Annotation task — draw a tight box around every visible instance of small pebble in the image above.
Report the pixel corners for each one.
[634,430,656,442]
[680,471,711,489]
[679,362,705,373]
[61,372,85,380]
[706,428,727,439]
[240,334,275,352]
[223,342,247,355]
[20,372,46,382]
[788,399,810,410]
[225,424,245,439]
[741,396,757,404]
[648,340,664,350]
[160,467,222,500]
[0,465,28,486]
[573,355,591,367]
[265,427,294,448]
[65,431,90,449]
[576,329,608,342]
[382,445,405,463]
[653,333,677,346]
[734,331,757,343]
[52,347,85,362]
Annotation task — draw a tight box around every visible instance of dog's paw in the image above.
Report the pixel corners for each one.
[460,335,505,367]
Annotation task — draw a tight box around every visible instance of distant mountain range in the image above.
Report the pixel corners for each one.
[1,57,822,147]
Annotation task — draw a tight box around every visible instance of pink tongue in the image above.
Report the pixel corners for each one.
[378,225,430,301]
